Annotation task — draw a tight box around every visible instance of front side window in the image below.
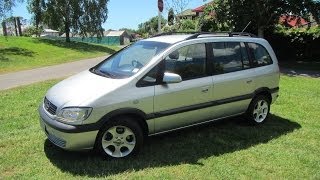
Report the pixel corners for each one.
[212,42,244,74]
[248,43,273,67]
[164,43,207,80]
[91,41,170,79]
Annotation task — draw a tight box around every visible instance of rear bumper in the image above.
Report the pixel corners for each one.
[39,105,99,150]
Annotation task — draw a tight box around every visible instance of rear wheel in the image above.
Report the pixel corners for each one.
[96,117,143,158]
[246,95,270,125]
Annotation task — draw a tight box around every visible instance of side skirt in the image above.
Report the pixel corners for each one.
[148,112,244,136]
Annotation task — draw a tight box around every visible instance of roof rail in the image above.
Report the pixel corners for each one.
[152,31,257,39]
[152,31,199,37]
[185,32,257,40]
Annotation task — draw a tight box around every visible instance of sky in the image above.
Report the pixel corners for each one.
[11,0,206,30]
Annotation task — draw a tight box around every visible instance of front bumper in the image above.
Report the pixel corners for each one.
[39,104,99,150]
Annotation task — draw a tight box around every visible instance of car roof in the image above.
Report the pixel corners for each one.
[142,35,193,44]
[141,33,265,45]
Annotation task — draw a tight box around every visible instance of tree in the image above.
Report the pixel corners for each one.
[0,0,23,20]
[168,8,175,25]
[1,16,24,36]
[28,0,109,42]
[179,19,196,31]
[198,2,230,32]
[23,25,43,36]
[1,0,24,36]
[210,0,320,37]
[27,0,45,32]
[137,16,167,35]
[165,0,191,14]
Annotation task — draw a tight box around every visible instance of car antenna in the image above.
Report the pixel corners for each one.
[241,21,252,33]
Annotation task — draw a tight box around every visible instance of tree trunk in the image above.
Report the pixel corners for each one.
[14,17,18,36]
[65,4,71,43]
[258,27,264,38]
[65,21,71,42]
[2,21,7,36]
[17,17,22,36]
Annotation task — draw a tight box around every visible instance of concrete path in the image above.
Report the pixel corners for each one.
[0,56,107,91]
[280,68,320,78]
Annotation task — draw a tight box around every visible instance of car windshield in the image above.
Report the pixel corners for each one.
[91,41,170,79]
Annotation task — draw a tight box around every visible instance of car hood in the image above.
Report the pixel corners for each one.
[45,70,128,108]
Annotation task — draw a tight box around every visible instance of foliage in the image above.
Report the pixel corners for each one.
[164,0,191,14]
[168,8,175,26]
[119,28,136,34]
[275,25,320,40]
[23,25,43,37]
[1,75,320,178]
[197,3,229,32]
[265,25,320,61]
[179,19,197,31]
[137,16,167,35]
[162,24,177,33]
[162,19,197,33]
[28,0,110,42]
[210,0,320,37]
[0,0,23,21]
[27,0,45,30]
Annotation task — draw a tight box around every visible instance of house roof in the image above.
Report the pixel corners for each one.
[105,30,127,36]
[279,15,308,27]
[43,29,59,33]
[177,9,196,17]
[192,5,206,12]
[192,1,214,12]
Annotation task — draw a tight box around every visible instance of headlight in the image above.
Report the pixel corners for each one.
[56,107,92,124]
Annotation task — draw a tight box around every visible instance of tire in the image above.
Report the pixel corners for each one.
[246,95,271,125]
[96,117,144,158]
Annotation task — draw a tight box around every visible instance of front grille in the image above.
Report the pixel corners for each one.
[47,132,66,148]
[44,97,57,115]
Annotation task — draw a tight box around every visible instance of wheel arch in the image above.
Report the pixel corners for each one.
[253,87,272,103]
[97,108,149,136]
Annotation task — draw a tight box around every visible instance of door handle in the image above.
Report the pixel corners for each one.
[201,87,209,93]
[246,80,253,84]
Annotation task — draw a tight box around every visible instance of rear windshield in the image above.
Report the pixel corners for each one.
[91,41,170,79]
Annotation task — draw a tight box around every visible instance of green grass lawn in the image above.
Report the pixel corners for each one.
[0,76,320,179]
[0,36,119,74]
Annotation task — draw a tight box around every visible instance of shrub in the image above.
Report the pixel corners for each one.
[265,25,320,62]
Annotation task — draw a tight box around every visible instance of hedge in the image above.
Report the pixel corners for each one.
[265,26,320,62]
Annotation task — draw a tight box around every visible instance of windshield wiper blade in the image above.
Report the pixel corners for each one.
[94,69,114,78]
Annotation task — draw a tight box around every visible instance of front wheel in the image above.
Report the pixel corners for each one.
[96,117,143,158]
[246,95,270,125]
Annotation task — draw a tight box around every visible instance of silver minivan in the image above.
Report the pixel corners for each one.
[39,32,280,158]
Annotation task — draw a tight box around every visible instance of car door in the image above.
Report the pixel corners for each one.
[210,42,255,118]
[152,43,214,133]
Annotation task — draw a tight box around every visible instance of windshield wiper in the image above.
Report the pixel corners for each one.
[93,69,114,78]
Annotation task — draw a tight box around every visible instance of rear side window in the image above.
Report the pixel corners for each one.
[248,43,273,67]
[212,42,246,74]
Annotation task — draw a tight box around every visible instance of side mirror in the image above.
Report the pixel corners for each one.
[163,72,182,84]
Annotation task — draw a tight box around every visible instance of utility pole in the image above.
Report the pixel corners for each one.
[158,0,164,33]
[158,10,161,33]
